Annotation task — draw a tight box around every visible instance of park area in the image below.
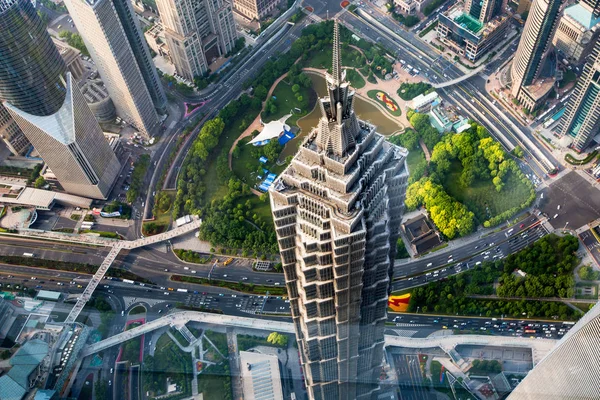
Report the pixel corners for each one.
[367,90,402,117]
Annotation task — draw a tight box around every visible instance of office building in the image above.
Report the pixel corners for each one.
[156,0,237,80]
[508,302,600,399]
[510,0,562,111]
[393,0,435,15]
[552,2,600,63]
[64,0,167,137]
[438,3,511,62]
[465,0,503,23]
[269,22,409,400]
[557,37,600,151]
[233,0,280,20]
[0,0,120,199]
[0,103,29,155]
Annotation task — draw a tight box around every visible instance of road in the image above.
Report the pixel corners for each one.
[339,8,560,178]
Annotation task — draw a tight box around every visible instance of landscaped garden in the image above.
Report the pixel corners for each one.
[367,90,402,116]
[399,234,582,320]
[397,82,433,100]
[142,333,193,399]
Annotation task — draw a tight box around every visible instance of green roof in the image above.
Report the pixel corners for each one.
[454,13,484,33]
[0,375,26,400]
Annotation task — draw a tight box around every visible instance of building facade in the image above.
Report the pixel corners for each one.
[0,103,29,155]
[0,0,120,199]
[233,0,280,21]
[508,302,600,399]
[510,0,562,106]
[64,0,167,137]
[269,22,409,400]
[557,37,600,151]
[156,0,237,80]
[552,2,600,63]
[437,3,511,62]
[52,38,86,82]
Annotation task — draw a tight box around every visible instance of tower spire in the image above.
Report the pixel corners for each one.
[332,19,342,84]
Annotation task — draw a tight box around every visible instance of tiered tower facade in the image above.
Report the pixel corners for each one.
[269,22,409,400]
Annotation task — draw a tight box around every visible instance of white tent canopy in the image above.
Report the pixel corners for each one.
[249,119,291,145]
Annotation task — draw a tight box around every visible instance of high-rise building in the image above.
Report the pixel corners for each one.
[156,0,237,80]
[510,0,562,110]
[582,0,600,17]
[233,0,280,21]
[557,37,600,151]
[508,302,600,399]
[552,1,600,64]
[64,0,167,137]
[0,0,120,199]
[269,22,409,400]
[465,0,503,23]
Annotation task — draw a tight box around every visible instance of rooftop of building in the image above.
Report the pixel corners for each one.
[523,77,556,101]
[454,12,484,33]
[36,290,62,301]
[0,375,27,400]
[565,2,600,29]
[81,79,110,104]
[239,351,284,400]
[403,214,435,242]
[0,185,93,209]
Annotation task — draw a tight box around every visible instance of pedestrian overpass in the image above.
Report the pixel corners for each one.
[64,217,201,324]
[431,64,486,89]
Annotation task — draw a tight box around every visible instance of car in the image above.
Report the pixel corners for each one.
[108,381,112,386]
[57,282,64,286]
[164,292,169,295]
[30,277,36,280]
[275,282,281,285]
[166,304,171,308]
[110,368,113,374]
[520,223,525,228]
[160,286,166,290]
[223,274,228,278]
[442,325,448,329]
[193,291,199,294]
[104,285,110,289]
[164,269,169,272]
[158,309,163,313]
[241,277,248,280]
[409,320,416,324]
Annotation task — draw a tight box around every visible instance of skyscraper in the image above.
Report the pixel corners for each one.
[510,0,562,109]
[465,0,503,23]
[0,0,120,199]
[64,0,167,137]
[508,302,600,399]
[156,0,237,80]
[269,22,409,400]
[558,37,600,151]
[0,103,29,155]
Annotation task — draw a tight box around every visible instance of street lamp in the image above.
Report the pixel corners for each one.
[563,221,569,231]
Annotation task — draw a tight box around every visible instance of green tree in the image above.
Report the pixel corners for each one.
[58,31,90,57]
[267,332,288,347]
[34,176,46,188]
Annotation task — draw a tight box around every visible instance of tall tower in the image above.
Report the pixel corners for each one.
[269,22,409,400]
[0,0,120,199]
[64,0,167,137]
[156,0,237,81]
[510,0,562,98]
[508,302,600,399]
[558,38,600,151]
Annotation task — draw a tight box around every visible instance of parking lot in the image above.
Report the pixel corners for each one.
[541,171,600,230]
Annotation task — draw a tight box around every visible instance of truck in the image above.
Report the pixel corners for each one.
[223,258,234,266]
[177,288,188,293]
[122,279,134,284]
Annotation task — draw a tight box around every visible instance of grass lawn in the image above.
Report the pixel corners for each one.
[367,90,402,117]
[405,145,426,174]
[443,161,531,223]
[143,333,193,398]
[204,330,228,355]
[246,195,273,225]
[205,108,260,203]
[559,69,577,88]
[345,68,365,89]
[305,46,364,70]
[198,364,232,400]
[261,80,316,126]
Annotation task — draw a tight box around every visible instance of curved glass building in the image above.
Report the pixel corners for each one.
[0,0,67,116]
[0,0,120,199]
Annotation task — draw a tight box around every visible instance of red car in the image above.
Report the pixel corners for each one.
[520,223,525,228]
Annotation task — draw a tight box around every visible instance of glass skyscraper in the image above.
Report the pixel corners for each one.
[0,0,120,199]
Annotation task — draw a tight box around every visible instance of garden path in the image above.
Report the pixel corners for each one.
[228,72,290,169]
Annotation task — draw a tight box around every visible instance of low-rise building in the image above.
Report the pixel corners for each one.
[410,91,440,112]
[143,23,171,61]
[402,214,442,254]
[393,0,435,15]
[552,2,600,63]
[0,339,49,400]
[80,79,116,123]
[516,76,556,112]
[51,38,85,82]
[437,4,511,62]
[239,351,284,400]
[0,185,93,210]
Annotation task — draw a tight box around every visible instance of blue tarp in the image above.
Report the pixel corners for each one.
[259,156,268,163]
[278,131,295,146]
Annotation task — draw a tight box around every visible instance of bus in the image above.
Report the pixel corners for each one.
[23,252,34,257]
[223,258,234,266]
[122,279,134,284]
[524,329,536,334]
[177,288,188,293]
